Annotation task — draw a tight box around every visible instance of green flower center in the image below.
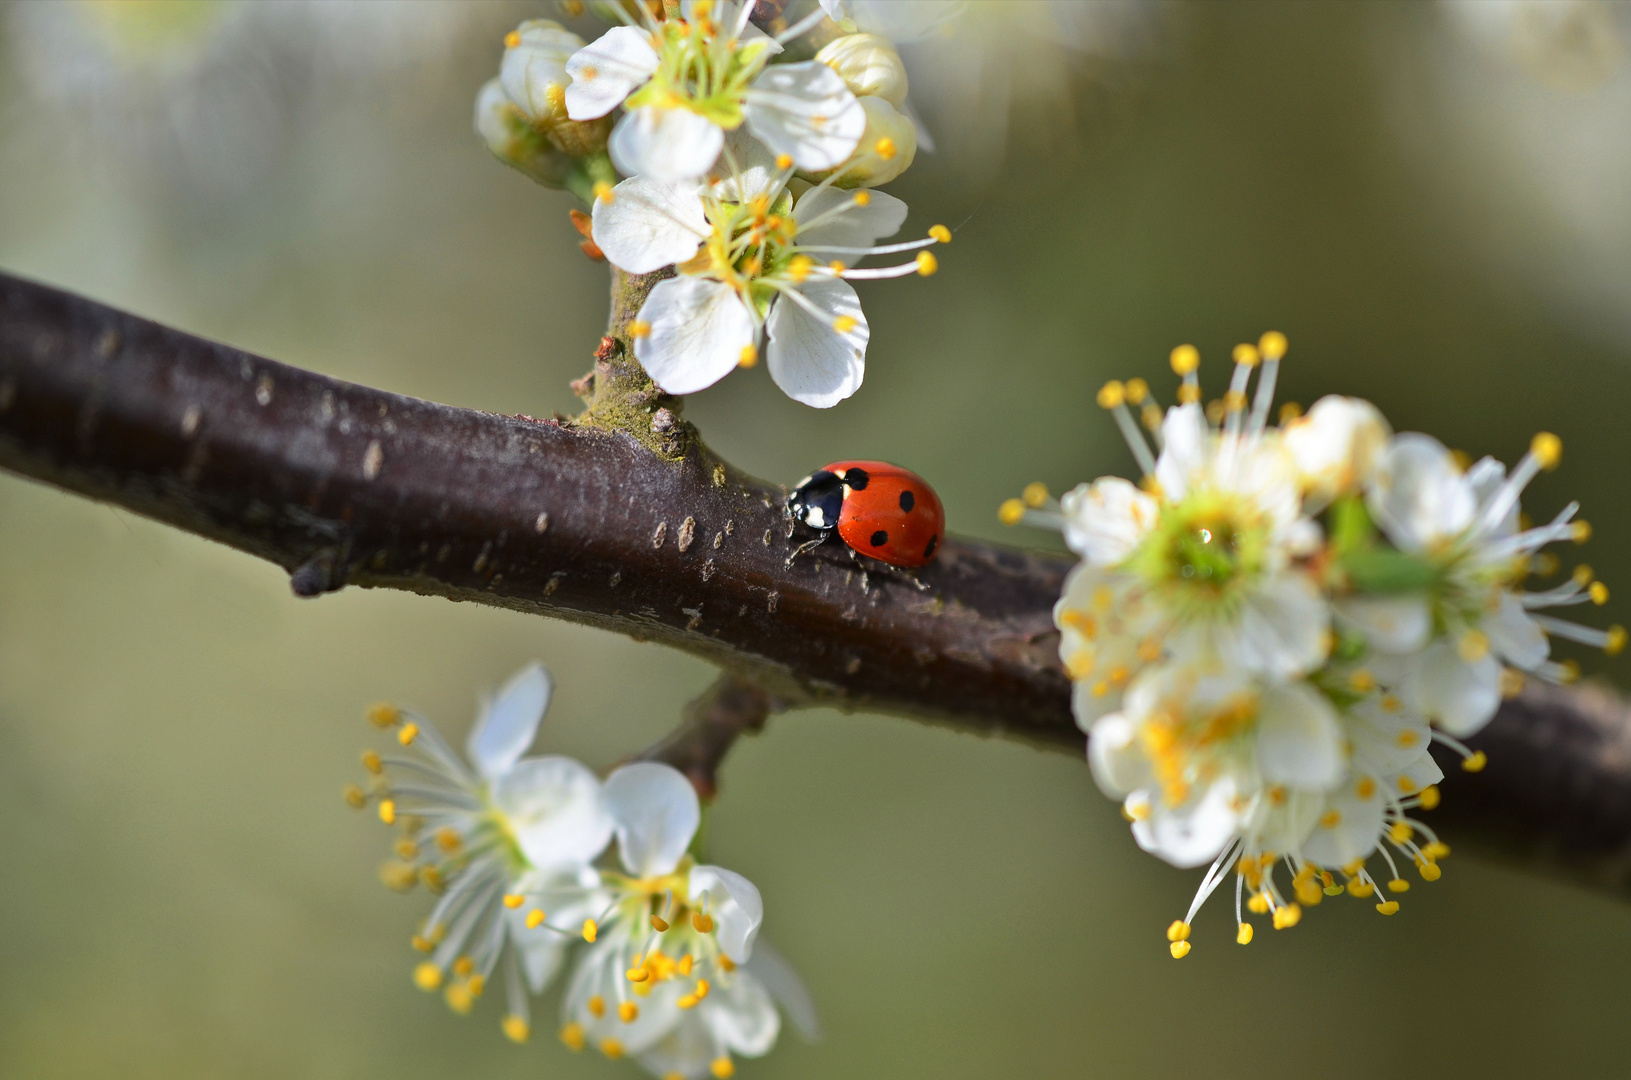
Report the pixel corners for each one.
[624,17,774,128]
[1125,490,1270,615]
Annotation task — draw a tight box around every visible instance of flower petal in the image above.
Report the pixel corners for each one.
[509,865,607,993]
[1401,640,1502,736]
[1334,594,1432,654]
[689,864,764,963]
[741,941,821,1041]
[1219,571,1331,680]
[791,185,907,248]
[592,176,709,274]
[1486,590,1550,670]
[707,128,782,203]
[743,61,866,171]
[603,762,701,877]
[1368,433,1477,552]
[1298,774,1386,867]
[500,20,585,123]
[704,969,781,1056]
[1058,477,1160,565]
[1086,712,1152,797]
[634,1013,721,1080]
[563,936,687,1053]
[491,756,616,870]
[467,662,553,780]
[1253,682,1344,791]
[1131,777,1239,869]
[610,106,726,181]
[1281,395,1391,501]
[1154,403,1207,501]
[765,278,867,407]
[565,25,660,120]
[636,277,756,396]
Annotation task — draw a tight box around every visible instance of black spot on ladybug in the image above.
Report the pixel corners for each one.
[842,467,869,490]
[870,529,889,547]
[924,534,938,559]
[898,489,915,512]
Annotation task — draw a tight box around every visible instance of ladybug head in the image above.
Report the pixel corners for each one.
[788,470,846,531]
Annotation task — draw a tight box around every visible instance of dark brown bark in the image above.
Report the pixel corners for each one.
[4,271,1631,896]
[637,673,783,801]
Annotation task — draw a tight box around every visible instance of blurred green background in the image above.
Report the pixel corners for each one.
[4,1,1631,1077]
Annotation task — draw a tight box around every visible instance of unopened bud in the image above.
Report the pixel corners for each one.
[475,78,572,187]
[815,33,908,107]
[804,96,916,189]
[501,20,584,126]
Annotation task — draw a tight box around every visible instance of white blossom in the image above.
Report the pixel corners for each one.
[564,1,865,181]
[590,133,946,406]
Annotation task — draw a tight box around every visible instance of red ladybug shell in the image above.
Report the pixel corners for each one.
[822,460,945,568]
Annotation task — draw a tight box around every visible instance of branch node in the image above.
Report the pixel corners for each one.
[290,549,344,597]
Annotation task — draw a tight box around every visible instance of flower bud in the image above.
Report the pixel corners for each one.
[815,33,908,108]
[805,96,916,188]
[500,20,585,126]
[1281,395,1392,500]
[475,77,573,188]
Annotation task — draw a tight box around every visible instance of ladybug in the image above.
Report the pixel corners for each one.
[786,460,945,569]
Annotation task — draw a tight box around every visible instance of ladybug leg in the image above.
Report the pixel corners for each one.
[783,531,831,569]
[844,546,871,594]
[902,569,931,593]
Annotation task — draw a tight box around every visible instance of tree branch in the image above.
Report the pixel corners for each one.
[4,271,1631,896]
[637,672,782,801]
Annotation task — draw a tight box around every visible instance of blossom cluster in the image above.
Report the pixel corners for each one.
[1005,335,1622,954]
[476,1,947,408]
[345,664,812,1079]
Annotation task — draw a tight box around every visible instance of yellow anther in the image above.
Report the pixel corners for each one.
[1450,448,1472,472]
[1232,343,1261,367]
[1169,344,1199,375]
[600,1037,625,1059]
[1258,331,1287,360]
[1236,922,1254,945]
[1247,892,1270,914]
[378,799,397,825]
[1534,551,1560,576]
[1223,388,1248,412]
[583,919,599,943]
[1500,668,1525,698]
[453,956,474,977]
[775,153,793,169]
[1022,481,1049,508]
[361,749,383,774]
[1419,785,1441,810]
[618,1001,639,1023]
[1572,520,1592,543]
[343,783,366,808]
[692,911,714,933]
[1356,776,1377,799]
[397,722,419,747]
[678,994,698,1009]
[827,261,846,275]
[651,913,670,932]
[628,320,652,339]
[1118,377,1148,405]
[435,826,461,853]
[1375,900,1400,915]
[678,954,694,975]
[503,1015,530,1043]
[694,979,711,999]
[915,251,938,276]
[498,893,523,909]
[832,315,858,334]
[379,861,417,891]
[711,1057,736,1079]
[1591,581,1610,605]
[546,83,566,112]
[559,1022,586,1052]
[627,965,650,983]
[444,981,474,1014]
[394,837,418,860]
[1389,820,1412,843]
[526,909,547,929]
[1561,659,1581,683]
[1417,860,1442,881]
[1457,630,1489,663]
[1205,399,1227,424]
[1575,563,1595,586]
[588,995,606,1018]
[1169,940,1191,959]
[594,181,615,204]
[1177,383,1201,405]
[1294,879,1322,907]
[874,136,897,159]
[367,702,400,728]
[504,30,522,48]
[1387,878,1410,893]
[1607,625,1627,656]
[420,864,445,891]
[1462,750,1488,772]
[1166,920,1191,942]
[411,934,434,952]
[1097,380,1126,409]
[1278,401,1302,423]
[788,254,814,282]
[1531,432,1562,470]
[929,224,952,243]
[1272,902,1302,929]
[1319,809,1342,829]
[738,343,758,368]
[468,973,486,997]
[1348,878,1375,898]
[1348,668,1376,692]
[998,498,1025,526]
[851,190,871,207]
[1423,841,1451,860]
[414,962,443,991]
